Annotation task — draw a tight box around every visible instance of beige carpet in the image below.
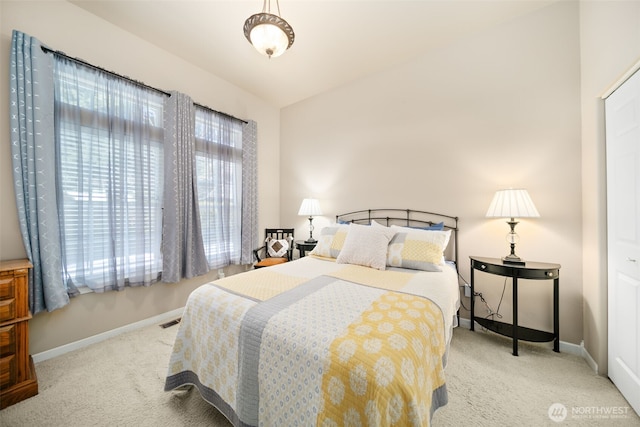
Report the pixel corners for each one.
[1,322,637,426]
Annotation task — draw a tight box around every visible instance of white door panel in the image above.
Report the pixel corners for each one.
[614,274,638,369]
[606,67,640,416]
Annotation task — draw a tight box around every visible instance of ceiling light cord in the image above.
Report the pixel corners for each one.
[262,0,282,16]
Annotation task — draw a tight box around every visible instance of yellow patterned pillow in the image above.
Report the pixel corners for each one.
[386,229,451,272]
[309,225,349,259]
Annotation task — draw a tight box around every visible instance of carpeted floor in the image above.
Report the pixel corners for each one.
[1,322,637,426]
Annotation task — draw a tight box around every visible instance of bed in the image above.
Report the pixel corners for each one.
[165,209,460,426]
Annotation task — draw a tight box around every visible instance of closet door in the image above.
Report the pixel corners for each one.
[606,67,640,416]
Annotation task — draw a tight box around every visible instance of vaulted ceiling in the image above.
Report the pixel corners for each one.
[71,0,557,108]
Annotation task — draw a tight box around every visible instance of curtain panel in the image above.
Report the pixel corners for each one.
[54,57,166,292]
[9,30,70,313]
[162,92,209,282]
[241,120,258,265]
[194,107,244,268]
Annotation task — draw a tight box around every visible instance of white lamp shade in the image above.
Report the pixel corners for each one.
[486,189,540,218]
[298,198,322,216]
[250,23,289,58]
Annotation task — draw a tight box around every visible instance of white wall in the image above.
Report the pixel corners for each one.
[0,1,279,354]
[579,0,640,374]
[281,1,584,344]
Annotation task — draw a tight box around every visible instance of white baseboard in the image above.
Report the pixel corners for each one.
[457,317,472,329]
[581,341,599,374]
[560,339,583,357]
[456,317,596,371]
[32,307,184,363]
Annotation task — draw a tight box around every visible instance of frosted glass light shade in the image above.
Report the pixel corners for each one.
[486,189,540,219]
[250,23,289,58]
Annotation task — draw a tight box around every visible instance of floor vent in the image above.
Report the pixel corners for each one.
[160,318,181,329]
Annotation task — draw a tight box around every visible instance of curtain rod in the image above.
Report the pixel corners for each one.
[40,46,248,124]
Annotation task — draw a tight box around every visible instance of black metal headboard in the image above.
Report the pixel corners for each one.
[335,208,459,266]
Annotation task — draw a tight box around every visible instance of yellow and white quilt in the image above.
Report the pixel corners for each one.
[165,256,459,426]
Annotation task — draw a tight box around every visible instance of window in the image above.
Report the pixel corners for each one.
[194,108,243,268]
[10,30,257,311]
[54,57,165,291]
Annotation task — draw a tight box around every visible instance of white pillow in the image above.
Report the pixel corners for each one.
[336,223,397,270]
[266,237,289,257]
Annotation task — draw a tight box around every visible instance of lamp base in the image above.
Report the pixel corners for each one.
[305,238,317,243]
[502,255,525,266]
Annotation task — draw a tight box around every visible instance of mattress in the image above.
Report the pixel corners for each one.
[165,255,460,426]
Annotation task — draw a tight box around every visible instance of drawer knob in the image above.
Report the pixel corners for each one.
[480,264,486,270]
[547,272,554,277]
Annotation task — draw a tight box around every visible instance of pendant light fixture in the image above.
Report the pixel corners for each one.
[243,0,295,58]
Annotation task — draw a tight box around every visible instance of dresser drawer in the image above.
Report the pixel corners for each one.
[0,299,16,323]
[0,354,17,389]
[0,324,17,358]
[0,270,27,321]
[0,277,15,300]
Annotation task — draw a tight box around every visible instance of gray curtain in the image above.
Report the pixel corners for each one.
[241,120,258,264]
[162,92,209,282]
[9,30,69,313]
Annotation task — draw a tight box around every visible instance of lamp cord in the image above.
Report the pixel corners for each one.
[457,271,505,321]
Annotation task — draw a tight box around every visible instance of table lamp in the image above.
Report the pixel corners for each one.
[486,189,540,265]
[298,198,322,243]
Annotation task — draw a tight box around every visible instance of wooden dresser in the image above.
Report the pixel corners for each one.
[0,259,38,409]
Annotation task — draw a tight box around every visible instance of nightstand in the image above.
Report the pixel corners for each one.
[0,259,38,408]
[469,256,560,356]
[295,240,317,258]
